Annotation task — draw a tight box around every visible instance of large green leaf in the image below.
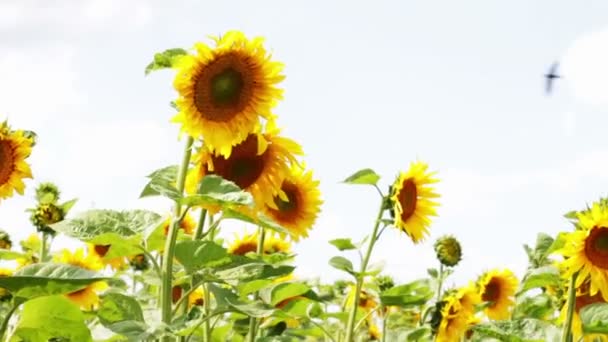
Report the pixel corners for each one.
[181,175,253,208]
[174,240,232,273]
[581,303,608,334]
[380,279,433,307]
[10,295,92,342]
[0,263,105,299]
[267,283,312,306]
[98,293,145,327]
[471,318,560,342]
[523,233,554,268]
[145,48,188,75]
[50,209,162,258]
[343,168,381,186]
[0,250,27,261]
[519,266,562,294]
[513,294,554,320]
[140,165,181,200]
[227,299,276,318]
[222,209,292,237]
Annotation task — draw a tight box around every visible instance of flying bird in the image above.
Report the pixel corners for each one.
[544,62,562,95]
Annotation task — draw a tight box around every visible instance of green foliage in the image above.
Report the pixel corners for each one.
[513,294,555,320]
[266,282,312,306]
[97,293,153,340]
[581,303,608,334]
[470,318,560,342]
[343,168,381,186]
[328,256,355,276]
[10,295,92,342]
[519,266,562,294]
[174,240,232,273]
[380,279,433,307]
[329,238,357,251]
[145,48,188,75]
[523,233,554,268]
[181,175,253,208]
[0,263,105,300]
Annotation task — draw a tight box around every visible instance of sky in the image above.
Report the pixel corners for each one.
[1,0,608,289]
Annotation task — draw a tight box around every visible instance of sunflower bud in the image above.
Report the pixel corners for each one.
[375,275,395,292]
[129,254,150,272]
[434,235,462,267]
[30,203,65,235]
[0,230,12,250]
[35,182,61,204]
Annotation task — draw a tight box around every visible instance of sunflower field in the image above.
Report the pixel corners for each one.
[0,30,607,342]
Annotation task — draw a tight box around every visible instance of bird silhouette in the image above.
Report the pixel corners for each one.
[544,62,561,95]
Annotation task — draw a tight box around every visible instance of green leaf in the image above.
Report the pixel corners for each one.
[237,279,274,297]
[0,263,105,299]
[60,198,78,214]
[140,165,181,200]
[328,256,355,275]
[145,48,188,75]
[342,168,381,186]
[427,268,438,278]
[50,209,161,258]
[471,318,560,342]
[10,295,92,342]
[519,266,562,293]
[581,303,608,334]
[328,238,357,251]
[216,263,294,286]
[227,299,275,318]
[268,283,311,306]
[380,279,433,307]
[98,293,145,327]
[0,250,27,261]
[547,232,568,255]
[181,175,253,207]
[406,327,431,341]
[513,294,554,320]
[174,240,232,273]
[207,284,240,309]
[222,209,292,237]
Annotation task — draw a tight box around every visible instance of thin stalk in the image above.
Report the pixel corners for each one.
[561,272,578,342]
[193,209,207,240]
[247,227,266,342]
[202,284,212,342]
[436,264,445,303]
[39,232,47,262]
[0,303,18,341]
[344,198,386,342]
[160,136,194,341]
[381,306,387,342]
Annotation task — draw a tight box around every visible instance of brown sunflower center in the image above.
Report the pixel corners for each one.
[584,227,608,269]
[575,283,605,313]
[209,135,266,189]
[482,278,501,303]
[94,245,111,257]
[397,179,417,220]
[230,241,258,256]
[274,183,299,213]
[193,53,254,122]
[0,140,15,185]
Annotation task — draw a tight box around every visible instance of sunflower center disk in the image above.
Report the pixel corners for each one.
[398,179,418,220]
[0,140,15,184]
[94,245,111,257]
[274,187,298,213]
[586,227,608,269]
[211,68,244,106]
[482,280,500,303]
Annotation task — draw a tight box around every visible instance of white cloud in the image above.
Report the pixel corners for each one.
[562,28,608,106]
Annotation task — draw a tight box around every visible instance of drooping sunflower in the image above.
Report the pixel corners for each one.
[55,248,107,310]
[390,161,440,244]
[87,243,126,271]
[433,294,470,342]
[262,164,322,241]
[186,128,302,210]
[434,235,463,267]
[173,30,285,158]
[227,232,291,256]
[559,279,607,342]
[477,269,518,320]
[0,123,33,200]
[560,202,608,300]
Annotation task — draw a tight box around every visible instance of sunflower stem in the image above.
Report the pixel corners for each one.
[160,136,193,342]
[193,209,207,240]
[0,302,18,341]
[247,226,266,342]
[381,306,387,342]
[39,232,48,262]
[436,263,445,303]
[344,198,386,342]
[561,272,578,342]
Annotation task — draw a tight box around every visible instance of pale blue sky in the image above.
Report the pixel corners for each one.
[1,0,608,288]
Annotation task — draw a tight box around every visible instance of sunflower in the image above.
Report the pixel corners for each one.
[0,123,33,200]
[87,243,126,271]
[189,287,205,307]
[227,232,291,256]
[390,161,439,244]
[560,279,608,342]
[434,235,462,267]
[368,322,381,341]
[262,164,322,241]
[20,233,41,253]
[55,248,107,310]
[478,269,518,320]
[186,128,302,210]
[434,295,470,342]
[345,286,378,312]
[0,230,11,250]
[560,202,608,301]
[162,214,196,236]
[172,31,284,158]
